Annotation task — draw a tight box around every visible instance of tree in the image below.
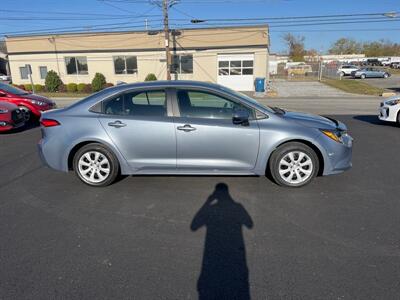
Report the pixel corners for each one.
[363,40,400,57]
[45,70,63,92]
[91,73,106,92]
[328,38,362,55]
[283,33,306,62]
[145,73,157,81]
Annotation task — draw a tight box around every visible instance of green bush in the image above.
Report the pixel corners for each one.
[91,73,106,92]
[145,73,157,81]
[34,84,44,92]
[77,83,87,93]
[24,84,33,91]
[66,83,78,93]
[45,70,63,92]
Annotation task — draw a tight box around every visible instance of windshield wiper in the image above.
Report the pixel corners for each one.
[271,106,286,115]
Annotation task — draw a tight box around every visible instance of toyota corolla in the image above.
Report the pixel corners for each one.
[38,81,353,187]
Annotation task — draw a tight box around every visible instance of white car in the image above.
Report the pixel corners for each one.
[337,65,359,76]
[0,74,11,81]
[379,96,400,124]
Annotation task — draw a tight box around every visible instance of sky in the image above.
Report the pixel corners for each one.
[0,0,399,53]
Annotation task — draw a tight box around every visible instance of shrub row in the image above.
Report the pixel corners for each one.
[14,82,114,94]
[15,71,157,94]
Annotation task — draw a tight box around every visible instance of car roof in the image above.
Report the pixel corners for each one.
[111,80,222,91]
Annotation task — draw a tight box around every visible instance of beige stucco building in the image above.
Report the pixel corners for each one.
[5,25,269,91]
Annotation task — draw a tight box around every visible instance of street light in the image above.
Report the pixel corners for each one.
[383,12,398,18]
[191,19,206,24]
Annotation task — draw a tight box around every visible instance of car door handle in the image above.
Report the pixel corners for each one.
[108,121,126,128]
[177,124,196,132]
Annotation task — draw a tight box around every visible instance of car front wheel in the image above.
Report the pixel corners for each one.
[360,74,366,79]
[73,143,120,187]
[269,142,319,188]
[19,106,31,122]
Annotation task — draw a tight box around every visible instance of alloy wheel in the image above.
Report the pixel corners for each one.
[278,151,314,185]
[78,151,111,184]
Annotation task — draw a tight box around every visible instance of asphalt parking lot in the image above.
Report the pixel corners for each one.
[1,112,400,299]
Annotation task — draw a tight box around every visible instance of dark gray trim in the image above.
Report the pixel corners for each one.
[7,44,268,56]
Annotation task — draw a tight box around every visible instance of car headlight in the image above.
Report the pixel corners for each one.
[0,108,8,114]
[386,99,400,106]
[29,99,46,106]
[320,129,348,144]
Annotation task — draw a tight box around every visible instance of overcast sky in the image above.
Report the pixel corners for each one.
[1,0,399,53]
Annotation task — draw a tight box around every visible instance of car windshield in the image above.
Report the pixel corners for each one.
[218,85,276,114]
[0,82,29,95]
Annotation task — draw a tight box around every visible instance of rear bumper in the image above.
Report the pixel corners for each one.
[37,140,51,168]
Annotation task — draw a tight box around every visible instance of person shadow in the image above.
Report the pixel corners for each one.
[191,183,254,300]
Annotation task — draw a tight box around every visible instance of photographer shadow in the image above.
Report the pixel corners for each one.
[191,183,254,300]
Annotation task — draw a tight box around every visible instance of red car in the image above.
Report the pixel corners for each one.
[0,101,25,132]
[0,82,56,121]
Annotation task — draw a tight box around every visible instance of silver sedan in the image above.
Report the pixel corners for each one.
[38,81,353,187]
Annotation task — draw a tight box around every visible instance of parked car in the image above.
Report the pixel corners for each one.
[0,82,56,121]
[391,63,400,69]
[0,73,11,81]
[0,101,25,132]
[38,81,353,188]
[379,96,400,124]
[366,59,382,66]
[287,64,313,76]
[337,65,359,76]
[351,68,391,79]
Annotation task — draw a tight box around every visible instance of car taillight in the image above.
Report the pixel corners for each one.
[40,119,60,127]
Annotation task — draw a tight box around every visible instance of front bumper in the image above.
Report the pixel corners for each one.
[378,104,398,123]
[320,132,353,176]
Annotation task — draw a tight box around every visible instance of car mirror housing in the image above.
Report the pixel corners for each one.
[233,109,250,126]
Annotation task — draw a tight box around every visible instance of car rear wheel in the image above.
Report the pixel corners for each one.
[383,73,389,78]
[340,71,345,77]
[73,143,119,187]
[397,111,400,126]
[269,142,319,188]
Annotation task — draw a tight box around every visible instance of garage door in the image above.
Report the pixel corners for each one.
[217,54,254,91]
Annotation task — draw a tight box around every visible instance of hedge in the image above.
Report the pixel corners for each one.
[66,83,78,93]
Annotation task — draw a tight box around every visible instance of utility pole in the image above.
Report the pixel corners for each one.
[163,0,172,80]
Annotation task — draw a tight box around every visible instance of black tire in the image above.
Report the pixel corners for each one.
[360,74,366,79]
[268,142,319,188]
[73,143,120,187]
[19,106,31,122]
[383,73,389,78]
[397,111,400,126]
[340,71,345,77]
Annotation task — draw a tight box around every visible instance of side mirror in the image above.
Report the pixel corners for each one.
[232,109,250,126]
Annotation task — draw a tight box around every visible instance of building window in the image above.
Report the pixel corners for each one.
[171,55,193,74]
[39,66,48,79]
[113,56,138,74]
[218,59,254,76]
[65,56,88,75]
[19,66,29,79]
